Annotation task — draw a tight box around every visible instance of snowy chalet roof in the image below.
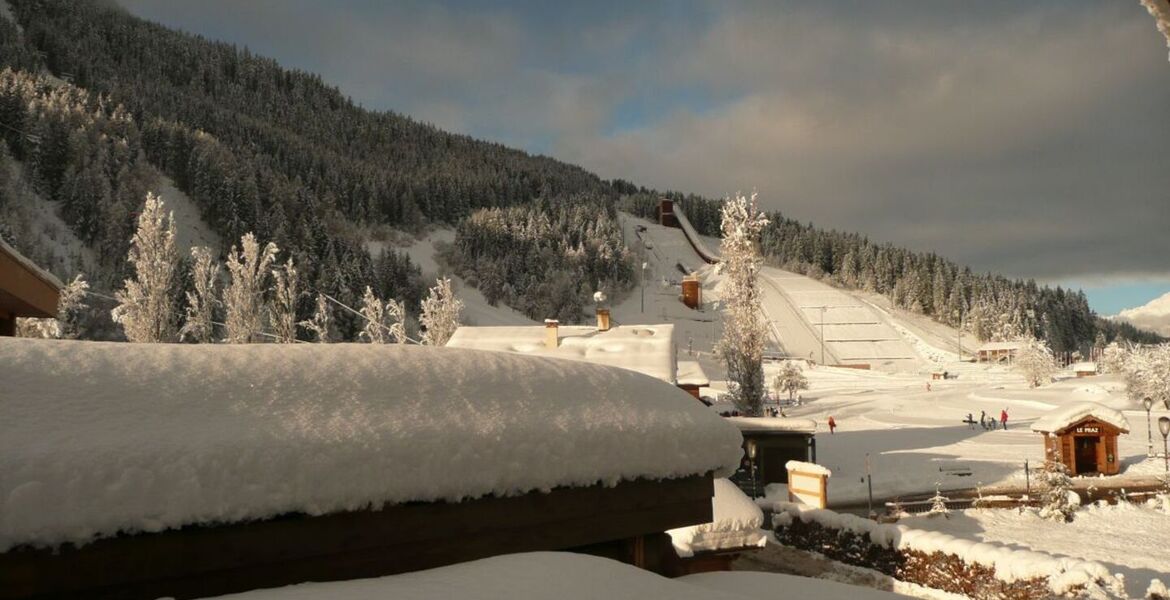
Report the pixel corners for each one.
[677,360,709,387]
[446,323,678,384]
[0,338,743,551]
[1069,361,1097,373]
[1031,402,1130,434]
[977,341,1022,352]
[666,478,765,558]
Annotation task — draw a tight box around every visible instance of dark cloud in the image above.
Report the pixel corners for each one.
[118,0,1170,283]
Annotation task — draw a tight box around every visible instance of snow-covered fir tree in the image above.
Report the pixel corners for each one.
[180,246,219,343]
[268,258,300,343]
[420,277,463,346]
[358,286,407,344]
[1014,335,1058,387]
[111,193,179,342]
[1039,444,1077,522]
[1099,341,1128,375]
[299,293,332,343]
[223,233,278,344]
[927,483,949,518]
[715,192,770,417]
[772,361,809,403]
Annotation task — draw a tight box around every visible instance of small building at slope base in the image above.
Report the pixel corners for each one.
[1031,402,1130,476]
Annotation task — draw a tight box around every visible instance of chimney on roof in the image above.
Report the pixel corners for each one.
[544,319,559,349]
[596,308,611,332]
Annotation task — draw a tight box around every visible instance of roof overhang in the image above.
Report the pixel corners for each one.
[0,239,62,318]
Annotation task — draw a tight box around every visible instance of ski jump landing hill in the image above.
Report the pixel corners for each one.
[656,201,926,373]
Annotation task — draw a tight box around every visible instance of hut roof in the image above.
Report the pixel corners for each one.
[1031,402,1130,434]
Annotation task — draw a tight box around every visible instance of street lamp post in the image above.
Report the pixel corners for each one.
[747,440,759,498]
[640,261,647,313]
[1159,416,1170,473]
[1144,397,1156,457]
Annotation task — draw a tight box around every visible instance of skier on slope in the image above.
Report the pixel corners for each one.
[827,416,837,434]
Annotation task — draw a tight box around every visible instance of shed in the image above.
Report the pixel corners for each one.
[723,417,817,497]
[976,341,1021,363]
[0,340,743,599]
[676,360,709,399]
[1070,362,1097,378]
[1031,403,1130,476]
[681,274,702,309]
[0,238,62,335]
[658,198,679,228]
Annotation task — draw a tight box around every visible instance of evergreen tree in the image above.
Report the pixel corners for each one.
[268,258,300,343]
[716,192,769,417]
[180,246,219,343]
[111,192,178,342]
[420,277,463,346]
[223,233,278,343]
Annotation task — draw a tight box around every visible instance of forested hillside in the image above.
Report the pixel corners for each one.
[0,0,1160,349]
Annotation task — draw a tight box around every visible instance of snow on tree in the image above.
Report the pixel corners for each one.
[358,286,407,344]
[299,293,333,343]
[772,361,808,403]
[1014,335,1057,388]
[111,193,179,343]
[1142,0,1170,61]
[223,233,278,344]
[715,191,770,417]
[420,277,463,346]
[1099,341,1129,375]
[927,483,949,518]
[180,247,220,343]
[1038,443,1078,522]
[16,274,89,339]
[268,258,300,343]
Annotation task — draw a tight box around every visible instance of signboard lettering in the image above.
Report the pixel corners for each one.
[1075,426,1099,434]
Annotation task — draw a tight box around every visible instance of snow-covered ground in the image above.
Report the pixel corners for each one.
[153,174,221,253]
[193,552,914,600]
[901,502,1170,598]
[0,338,741,551]
[725,363,1168,506]
[391,227,534,326]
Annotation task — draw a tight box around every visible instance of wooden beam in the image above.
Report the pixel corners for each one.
[0,474,713,600]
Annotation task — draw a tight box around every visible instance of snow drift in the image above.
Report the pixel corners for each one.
[0,338,743,551]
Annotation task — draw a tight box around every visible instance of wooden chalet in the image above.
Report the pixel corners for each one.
[0,238,62,336]
[723,417,818,497]
[1032,403,1130,476]
[976,341,1021,363]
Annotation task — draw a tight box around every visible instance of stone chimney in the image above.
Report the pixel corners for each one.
[544,319,559,349]
[596,308,611,332]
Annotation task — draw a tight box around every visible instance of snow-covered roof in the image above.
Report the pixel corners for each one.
[677,360,709,387]
[1069,361,1097,372]
[725,416,818,434]
[785,460,831,477]
[977,341,1021,352]
[0,236,64,291]
[1031,402,1130,434]
[0,339,743,551]
[667,478,765,557]
[446,324,678,384]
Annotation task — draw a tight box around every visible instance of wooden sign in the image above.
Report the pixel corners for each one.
[786,461,831,509]
[1075,426,1099,434]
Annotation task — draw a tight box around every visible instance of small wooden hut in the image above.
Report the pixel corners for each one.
[1031,403,1130,476]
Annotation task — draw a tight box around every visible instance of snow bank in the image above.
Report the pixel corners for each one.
[195,551,901,600]
[681,571,913,599]
[769,502,1126,597]
[0,339,743,551]
[667,478,766,557]
[1031,402,1130,433]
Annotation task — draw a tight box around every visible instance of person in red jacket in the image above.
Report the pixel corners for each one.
[1000,408,1009,430]
[827,416,837,434]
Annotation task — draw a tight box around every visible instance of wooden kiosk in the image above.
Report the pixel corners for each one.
[1031,403,1130,476]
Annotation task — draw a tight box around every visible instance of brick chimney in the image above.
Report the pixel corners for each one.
[544,319,559,349]
[596,308,611,332]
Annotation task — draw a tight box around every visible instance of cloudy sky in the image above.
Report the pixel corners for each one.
[119,0,1170,314]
